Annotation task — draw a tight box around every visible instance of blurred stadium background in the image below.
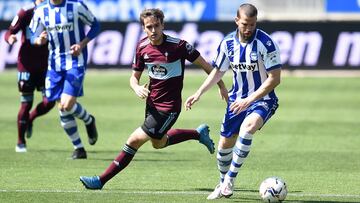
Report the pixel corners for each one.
[0,0,360,72]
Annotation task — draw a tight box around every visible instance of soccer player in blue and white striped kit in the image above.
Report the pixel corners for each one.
[185,3,281,199]
[29,0,100,159]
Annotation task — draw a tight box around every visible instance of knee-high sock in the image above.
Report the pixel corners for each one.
[100,144,137,184]
[225,132,253,181]
[69,103,92,125]
[17,96,33,144]
[59,110,83,149]
[29,97,55,123]
[217,148,233,183]
[165,129,200,146]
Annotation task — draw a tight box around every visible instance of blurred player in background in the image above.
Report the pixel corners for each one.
[5,0,55,153]
[185,3,282,199]
[29,0,100,159]
[79,8,228,190]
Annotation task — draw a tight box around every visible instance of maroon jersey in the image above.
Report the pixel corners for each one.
[4,3,48,73]
[132,34,200,112]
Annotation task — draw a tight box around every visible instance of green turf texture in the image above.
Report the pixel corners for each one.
[0,70,359,202]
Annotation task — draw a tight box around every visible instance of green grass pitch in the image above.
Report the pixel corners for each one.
[0,70,359,202]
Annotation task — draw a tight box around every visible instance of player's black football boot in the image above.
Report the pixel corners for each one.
[86,115,98,145]
[72,147,87,159]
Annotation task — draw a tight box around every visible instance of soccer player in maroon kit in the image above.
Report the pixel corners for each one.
[4,0,55,152]
[79,8,229,190]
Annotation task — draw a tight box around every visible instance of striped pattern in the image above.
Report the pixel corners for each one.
[166,36,181,44]
[59,110,83,149]
[217,148,233,183]
[226,132,253,179]
[70,103,92,125]
[123,144,137,155]
[29,0,99,71]
[20,95,34,102]
[159,112,177,134]
[213,29,281,102]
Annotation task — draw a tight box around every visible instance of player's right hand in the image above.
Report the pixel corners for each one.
[7,34,17,45]
[37,31,48,45]
[134,83,150,99]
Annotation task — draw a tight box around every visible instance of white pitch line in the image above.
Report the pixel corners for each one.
[0,189,360,199]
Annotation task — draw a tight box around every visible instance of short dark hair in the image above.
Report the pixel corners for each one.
[139,8,165,25]
[237,3,258,18]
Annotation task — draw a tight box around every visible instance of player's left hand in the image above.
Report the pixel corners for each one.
[184,93,200,111]
[7,34,17,45]
[70,44,82,56]
[229,98,250,115]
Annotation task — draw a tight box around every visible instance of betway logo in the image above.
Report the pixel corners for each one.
[230,63,258,72]
[47,23,73,32]
[86,0,208,21]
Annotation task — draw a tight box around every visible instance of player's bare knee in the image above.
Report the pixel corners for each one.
[242,123,258,134]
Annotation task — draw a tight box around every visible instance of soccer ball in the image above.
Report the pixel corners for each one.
[259,177,288,202]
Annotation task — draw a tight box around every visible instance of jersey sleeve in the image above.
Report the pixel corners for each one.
[179,40,200,63]
[29,8,45,44]
[212,40,230,72]
[261,40,282,71]
[132,44,145,72]
[77,1,100,40]
[4,9,26,42]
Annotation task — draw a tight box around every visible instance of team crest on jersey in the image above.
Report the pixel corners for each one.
[250,51,258,61]
[185,43,194,54]
[266,40,272,47]
[150,64,167,77]
[68,12,74,20]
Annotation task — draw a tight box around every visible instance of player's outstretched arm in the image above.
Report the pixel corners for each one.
[184,68,226,110]
[130,70,150,99]
[192,55,228,101]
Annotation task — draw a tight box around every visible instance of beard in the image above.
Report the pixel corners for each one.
[240,32,252,42]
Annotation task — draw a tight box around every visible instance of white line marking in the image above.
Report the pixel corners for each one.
[0,189,360,199]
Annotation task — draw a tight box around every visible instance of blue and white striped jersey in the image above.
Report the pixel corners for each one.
[213,28,282,102]
[29,0,100,71]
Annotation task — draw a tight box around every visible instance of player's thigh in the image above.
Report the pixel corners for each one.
[242,99,279,133]
[45,69,64,102]
[126,127,150,149]
[141,105,179,140]
[17,72,36,96]
[34,71,47,93]
[60,93,77,110]
[218,135,238,149]
[220,102,247,138]
[63,67,85,98]
[240,113,264,134]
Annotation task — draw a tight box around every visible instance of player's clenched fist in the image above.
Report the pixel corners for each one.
[37,31,48,45]
[70,44,82,56]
